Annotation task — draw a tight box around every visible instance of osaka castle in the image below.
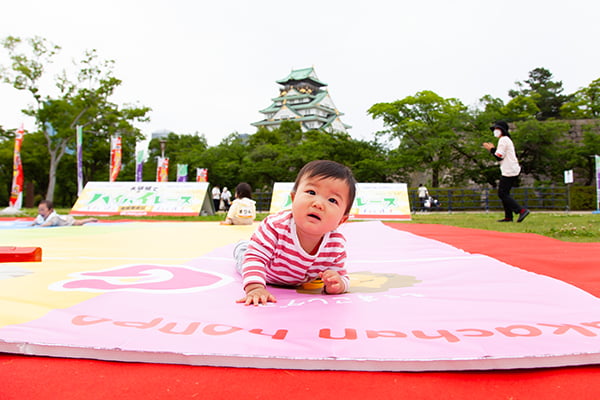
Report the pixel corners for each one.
[252,67,351,133]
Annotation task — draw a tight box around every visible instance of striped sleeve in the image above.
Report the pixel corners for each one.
[241,212,290,289]
[241,211,350,292]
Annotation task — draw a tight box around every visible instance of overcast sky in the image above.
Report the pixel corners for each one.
[2,0,599,146]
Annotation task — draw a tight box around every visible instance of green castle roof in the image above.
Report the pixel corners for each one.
[259,91,333,114]
[276,67,327,87]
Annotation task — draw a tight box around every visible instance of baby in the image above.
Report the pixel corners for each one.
[33,200,98,227]
[235,160,356,306]
[220,182,256,225]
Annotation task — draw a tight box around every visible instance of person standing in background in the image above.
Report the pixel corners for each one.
[483,121,530,223]
[221,186,232,211]
[212,185,221,212]
[417,184,429,212]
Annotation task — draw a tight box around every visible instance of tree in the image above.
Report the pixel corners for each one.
[509,67,570,120]
[570,122,600,185]
[0,36,150,203]
[560,78,600,119]
[368,91,471,187]
[146,132,210,182]
[512,120,573,183]
[501,96,540,121]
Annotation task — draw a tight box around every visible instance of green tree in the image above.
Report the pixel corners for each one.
[509,67,570,120]
[501,95,540,121]
[560,78,600,119]
[145,132,209,182]
[0,36,150,204]
[512,120,573,183]
[368,90,471,187]
[573,122,600,185]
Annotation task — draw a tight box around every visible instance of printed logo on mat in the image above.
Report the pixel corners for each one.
[50,264,233,293]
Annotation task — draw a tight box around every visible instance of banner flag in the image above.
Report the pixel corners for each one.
[76,125,84,195]
[135,148,145,182]
[109,136,122,182]
[156,157,169,182]
[9,125,25,209]
[196,168,208,182]
[177,164,188,182]
[595,155,600,212]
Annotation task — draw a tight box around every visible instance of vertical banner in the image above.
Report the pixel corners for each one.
[76,125,84,195]
[196,168,208,182]
[156,157,169,182]
[109,136,122,182]
[9,125,25,209]
[135,147,145,182]
[595,155,600,213]
[177,164,188,182]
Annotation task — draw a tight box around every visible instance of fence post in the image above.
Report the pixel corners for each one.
[484,188,489,212]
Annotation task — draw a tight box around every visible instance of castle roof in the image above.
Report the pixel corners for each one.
[276,67,327,87]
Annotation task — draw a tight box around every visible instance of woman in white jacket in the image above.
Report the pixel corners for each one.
[483,121,530,223]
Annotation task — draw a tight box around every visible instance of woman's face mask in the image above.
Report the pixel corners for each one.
[493,129,503,138]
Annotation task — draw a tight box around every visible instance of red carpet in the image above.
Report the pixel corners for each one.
[1,223,599,400]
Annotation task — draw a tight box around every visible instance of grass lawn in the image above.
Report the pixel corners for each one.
[12,208,600,243]
[408,211,600,243]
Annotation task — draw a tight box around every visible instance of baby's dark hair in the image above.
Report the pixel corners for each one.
[235,182,252,199]
[39,199,54,210]
[292,160,357,215]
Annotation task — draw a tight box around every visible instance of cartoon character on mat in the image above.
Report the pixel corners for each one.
[296,271,422,294]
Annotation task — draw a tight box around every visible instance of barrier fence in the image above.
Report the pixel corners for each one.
[409,187,572,212]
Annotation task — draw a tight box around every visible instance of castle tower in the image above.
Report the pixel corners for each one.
[252,67,351,133]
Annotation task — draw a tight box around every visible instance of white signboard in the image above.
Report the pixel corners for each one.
[71,181,213,216]
[269,182,411,221]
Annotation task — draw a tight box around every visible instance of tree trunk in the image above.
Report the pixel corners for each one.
[46,154,57,202]
[44,137,69,203]
[431,167,440,187]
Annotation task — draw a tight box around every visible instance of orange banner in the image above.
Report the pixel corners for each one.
[9,125,25,209]
[109,136,122,182]
[157,157,169,182]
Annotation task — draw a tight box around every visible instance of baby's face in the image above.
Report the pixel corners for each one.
[38,204,52,219]
[291,175,349,238]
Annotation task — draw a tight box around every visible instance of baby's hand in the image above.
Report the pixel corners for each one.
[236,284,277,306]
[319,270,345,294]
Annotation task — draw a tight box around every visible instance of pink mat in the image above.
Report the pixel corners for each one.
[1,221,599,371]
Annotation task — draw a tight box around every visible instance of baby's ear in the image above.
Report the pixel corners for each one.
[339,214,349,225]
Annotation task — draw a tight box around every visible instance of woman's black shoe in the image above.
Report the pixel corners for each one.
[497,218,513,222]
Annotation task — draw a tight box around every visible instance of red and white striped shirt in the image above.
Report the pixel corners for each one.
[242,210,349,292]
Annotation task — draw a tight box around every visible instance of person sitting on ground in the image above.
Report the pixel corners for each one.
[32,200,98,227]
[220,183,256,226]
[234,160,357,306]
